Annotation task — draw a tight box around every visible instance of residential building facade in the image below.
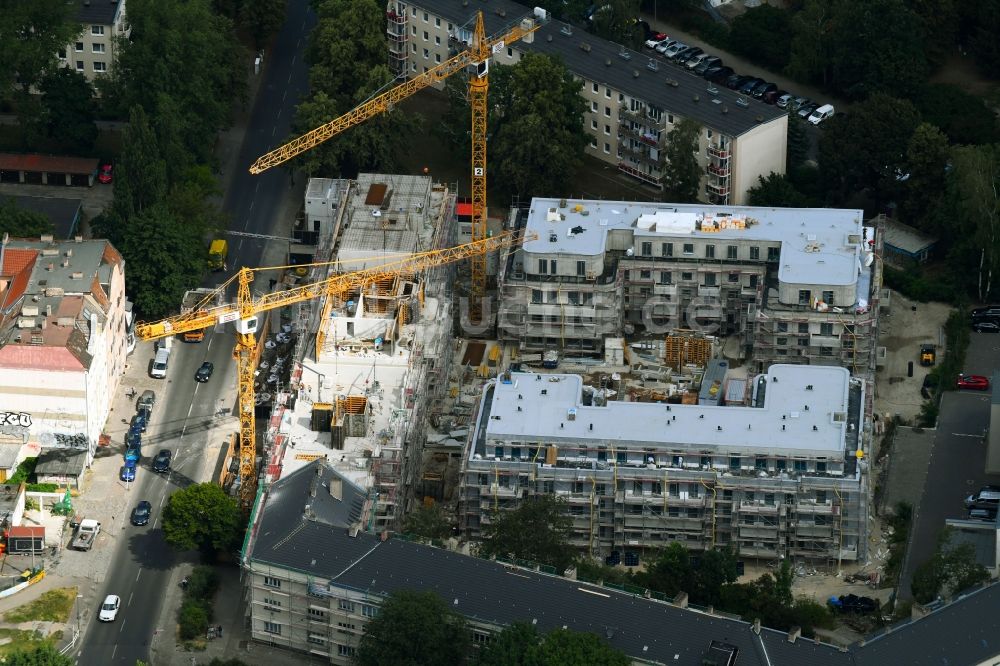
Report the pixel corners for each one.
[497,198,882,381]
[59,0,130,82]
[0,235,127,465]
[386,0,787,204]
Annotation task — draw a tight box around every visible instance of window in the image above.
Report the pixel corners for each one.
[57,48,66,59]
[591,101,598,112]
[76,61,84,71]
[91,25,104,36]
[767,247,780,261]
[689,483,699,498]
[728,272,739,283]
[604,142,610,154]
[338,645,356,657]
[604,106,611,117]
[590,139,597,149]
[705,245,715,259]
[592,83,599,93]
[755,457,767,470]
[308,632,326,646]
[729,456,741,470]
[726,245,738,259]
[683,243,694,255]
[550,260,557,273]
[749,274,758,288]
[591,119,597,130]
[617,451,627,464]
[422,48,429,59]
[494,446,503,458]
[667,114,674,124]
[75,42,84,52]
[435,53,441,63]
[662,242,673,257]
[777,337,787,346]
[547,291,557,303]
[749,246,760,260]
[820,323,833,336]
[93,43,105,53]
[263,621,281,635]
[817,461,827,473]
[339,599,355,612]
[604,124,611,135]
[798,322,809,334]
[641,241,652,256]
[703,273,717,287]
[640,270,651,280]
[605,87,611,98]
[798,290,811,305]
[263,597,281,610]
[263,576,281,589]
[777,322,788,333]
[798,338,809,347]
[793,460,807,472]
[531,290,542,304]
[538,259,548,274]
[308,608,326,618]
[681,272,693,281]
[422,11,428,20]
[659,271,671,284]
[93,61,107,72]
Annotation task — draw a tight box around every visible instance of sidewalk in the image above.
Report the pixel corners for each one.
[640,12,848,111]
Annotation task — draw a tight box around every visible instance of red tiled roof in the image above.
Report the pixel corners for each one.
[0,346,84,371]
[0,153,99,175]
[1,249,37,278]
[8,526,44,538]
[0,250,37,313]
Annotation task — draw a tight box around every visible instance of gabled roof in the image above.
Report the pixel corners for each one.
[74,0,122,26]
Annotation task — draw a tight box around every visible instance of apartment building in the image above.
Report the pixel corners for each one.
[386,0,787,204]
[59,0,130,82]
[497,198,881,380]
[243,459,1000,665]
[459,364,866,565]
[0,235,127,466]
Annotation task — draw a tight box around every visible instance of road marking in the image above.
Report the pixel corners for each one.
[952,433,983,438]
[255,181,260,193]
[272,126,276,137]
[291,55,296,66]
[119,617,127,632]
[136,570,141,582]
[187,404,194,417]
[128,592,134,606]
[283,90,287,102]
[206,336,213,351]
[276,108,282,120]
[249,200,255,213]
[160,495,166,507]
[287,73,292,84]
[112,645,118,658]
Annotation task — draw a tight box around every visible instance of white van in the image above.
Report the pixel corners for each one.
[156,337,173,354]
[807,104,835,125]
[150,348,170,379]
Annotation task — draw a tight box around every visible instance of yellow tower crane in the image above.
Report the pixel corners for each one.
[248,11,542,320]
[133,230,535,507]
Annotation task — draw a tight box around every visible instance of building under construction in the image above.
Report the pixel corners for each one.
[460,364,868,566]
[255,173,458,532]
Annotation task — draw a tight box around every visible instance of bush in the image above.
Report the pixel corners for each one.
[8,458,37,486]
[883,265,956,303]
[25,483,58,493]
[178,599,209,640]
[186,566,219,604]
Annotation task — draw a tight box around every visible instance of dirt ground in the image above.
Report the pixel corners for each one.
[874,290,953,424]
[930,53,999,100]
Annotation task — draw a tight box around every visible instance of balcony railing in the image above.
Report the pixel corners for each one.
[618,162,662,187]
[707,163,730,177]
[386,10,406,24]
[707,145,730,160]
[706,181,730,196]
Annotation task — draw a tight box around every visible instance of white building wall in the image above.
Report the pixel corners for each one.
[730,116,788,205]
[0,367,88,444]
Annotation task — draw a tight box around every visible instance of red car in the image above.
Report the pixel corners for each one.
[956,374,990,391]
[98,164,113,184]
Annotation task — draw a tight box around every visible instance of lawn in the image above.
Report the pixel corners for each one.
[2,587,78,624]
[0,628,60,656]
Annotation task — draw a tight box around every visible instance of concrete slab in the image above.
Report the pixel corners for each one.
[881,426,935,513]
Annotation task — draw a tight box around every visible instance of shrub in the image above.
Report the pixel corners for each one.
[186,566,219,604]
[178,599,209,640]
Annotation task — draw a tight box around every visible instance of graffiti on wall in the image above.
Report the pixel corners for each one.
[0,412,32,444]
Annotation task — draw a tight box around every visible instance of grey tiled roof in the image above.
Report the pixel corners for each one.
[76,0,121,26]
[410,0,785,137]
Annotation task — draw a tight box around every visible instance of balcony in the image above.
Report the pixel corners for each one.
[707,163,730,178]
[698,285,720,298]
[737,501,781,515]
[652,282,676,296]
[795,501,837,515]
[618,162,662,188]
[705,181,730,196]
[707,145,730,160]
[618,124,664,147]
[618,106,660,127]
[386,9,407,24]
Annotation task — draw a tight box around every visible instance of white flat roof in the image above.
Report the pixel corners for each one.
[485,365,852,455]
[523,199,866,287]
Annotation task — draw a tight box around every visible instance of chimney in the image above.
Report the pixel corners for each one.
[74,235,82,243]
[673,591,688,608]
[787,626,801,643]
[752,618,761,635]
[329,477,343,501]
[65,249,73,257]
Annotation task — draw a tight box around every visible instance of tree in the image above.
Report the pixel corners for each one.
[635,542,691,598]
[589,0,643,48]
[690,547,739,607]
[728,5,792,70]
[818,93,921,208]
[475,622,540,666]
[162,482,241,553]
[907,0,958,67]
[661,119,702,203]
[37,68,98,155]
[242,0,286,49]
[479,54,589,200]
[785,0,835,86]
[746,173,809,208]
[0,197,55,238]
[913,84,1000,146]
[898,123,949,228]
[0,1,78,96]
[947,145,1000,301]
[2,644,73,666]
[355,590,469,666]
[786,112,810,170]
[113,106,168,221]
[479,495,574,572]
[402,504,452,540]
[476,622,629,666]
[307,0,387,104]
[965,1,1000,76]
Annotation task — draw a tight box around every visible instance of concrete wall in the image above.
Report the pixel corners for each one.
[731,115,788,205]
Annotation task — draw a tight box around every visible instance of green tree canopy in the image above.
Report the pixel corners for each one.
[487,53,589,200]
[661,118,702,203]
[589,0,643,48]
[479,495,574,572]
[2,644,73,666]
[913,84,1000,146]
[242,0,286,49]
[818,93,921,209]
[354,590,469,666]
[528,628,630,666]
[912,527,991,603]
[728,5,792,71]
[307,0,387,104]
[898,123,949,228]
[162,482,241,553]
[113,106,168,222]
[401,504,453,540]
[37,68,98,155]
[746,173,810,208]
[0,0,77,95]
[0,197,54,239]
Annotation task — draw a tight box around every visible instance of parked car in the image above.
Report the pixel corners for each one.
[829,594,878,614]
[99,595,121,622]
[131,500,152,526]
[124,441,141,463]
[751,82,777,99]
[686,53,711,70]
[694,56,721,75]
[137,389,156,413]
[972,305,1000,318]
[791,96,812,111]
[808,103,835,124]
[969,507,998,521]
[674,46,703,64]
[956,373,990,391]
[195,361,214,383]
[662,42,688,59]
[704,65,733,82]
[920,374,937,399]
[644,32,668,49]
[965,486,1000,509]
[797,103,819,119]
[739,78,764,95]
[655,38,678,54]
[762,89,785,105]
[125,429,141,450]
[119,460,137,483]
[153,448,172,473]
[130,411,148,433]
[725,74,749,90]
[98,164,113,185]
[973,320,1000,333]
[776,93,794,109]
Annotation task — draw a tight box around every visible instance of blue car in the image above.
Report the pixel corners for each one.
[130,411,148,433]
[124,441,141,463]
[119,460,137,482]
[126,429,141,448]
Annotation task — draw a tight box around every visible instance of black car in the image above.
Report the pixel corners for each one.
[153,448,172,473]
[752,82,777,99]
[974,320,1000,333]
[131,500,152,526]
[693,56,721,75]
[195,361,214,383]
[971,305,1000,318]
[725,74,750,90]
[739,77,764,95]
[832,594,878,614]
[704,65,733,82]
[674,46,703,64]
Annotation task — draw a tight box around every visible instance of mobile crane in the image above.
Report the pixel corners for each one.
[249,10,543,318]
[134,230,534,506]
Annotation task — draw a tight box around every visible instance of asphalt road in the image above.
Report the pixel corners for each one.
[77,2,315,661]
[220,0,313,278]
[899,330,1000,599]
[77,335,238,665]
